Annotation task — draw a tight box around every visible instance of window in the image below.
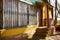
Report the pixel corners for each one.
[29,5,37,25]
[3,0,37,29]
[18,2,27,27]
[4,0,18,28]
[18,2,37,26]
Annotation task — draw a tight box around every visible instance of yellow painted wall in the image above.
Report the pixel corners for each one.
[1,25,37,38]
[42,5,47,26]
[1,28,26,37]
[43,5,47,19]
[49,9,52,18]
[24,25,38,38]
[0,29,6,34]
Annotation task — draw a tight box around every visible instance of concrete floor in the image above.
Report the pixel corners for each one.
[46,34,60,40]
[2,34,60,40]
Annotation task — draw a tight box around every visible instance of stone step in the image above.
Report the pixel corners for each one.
[36,31,48,33]
[35,33,47,35]
[36,28,48,31]
[36,28,48,34]
[32,35,46,39]
[32,28,48,39]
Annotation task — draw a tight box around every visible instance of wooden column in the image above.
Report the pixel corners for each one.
[47,6,49,28]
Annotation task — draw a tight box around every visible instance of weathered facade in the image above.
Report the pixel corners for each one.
[0,0,54,39]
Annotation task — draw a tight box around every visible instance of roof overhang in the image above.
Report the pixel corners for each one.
[35,2,53,8]
[20,0,33,5]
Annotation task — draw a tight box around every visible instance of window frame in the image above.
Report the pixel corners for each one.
[2,0,37,29]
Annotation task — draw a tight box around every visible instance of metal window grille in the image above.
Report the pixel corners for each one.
[3,0,37,29]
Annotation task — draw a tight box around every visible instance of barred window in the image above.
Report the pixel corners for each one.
[18,2,37,26]
[18,2,27,27]
[4,0,18,28]
[29,5,37,25]
[3,0,37,29]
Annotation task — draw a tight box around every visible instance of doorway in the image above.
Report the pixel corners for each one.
[38,8,42,27]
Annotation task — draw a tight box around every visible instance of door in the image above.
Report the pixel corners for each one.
[38,8,42,27]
